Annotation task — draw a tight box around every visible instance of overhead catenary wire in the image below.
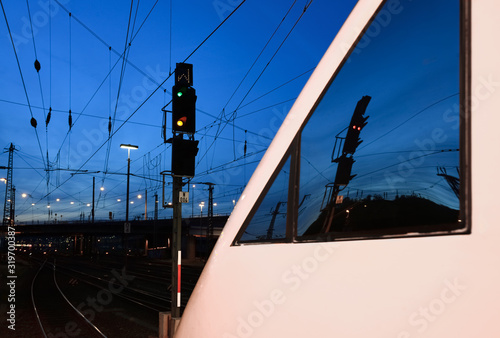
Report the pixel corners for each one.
[25,0,53,218]
[103,0,136,187]
[197,0,312,168]
[10,0,313,220]
[222,0,298,112]
[25,0,48,152]
[220,0,297,159]
[67,11,72,171]
[234,0,313,112]
[37,0,247,203]
[0,0,47,170]
[50,0,162,160]
[359,93,459,151]
[0,98,160,129]
[42,0,266,203]
[40,1,164,211]
[99,0,141,208]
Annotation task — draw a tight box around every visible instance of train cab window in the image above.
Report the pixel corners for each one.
[238,156,291,242]
[235,0,469,245]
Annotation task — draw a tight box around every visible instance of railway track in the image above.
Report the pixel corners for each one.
[25,253,202,336]
[52,255,203,311]
[31,259,108,337]
[54,262,169,312]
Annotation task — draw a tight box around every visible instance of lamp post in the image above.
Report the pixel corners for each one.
[120,144,138,261]
[120,144,138,225]
[191,184,195,218]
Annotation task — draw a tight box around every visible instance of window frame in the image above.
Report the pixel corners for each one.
[233,0,471,246]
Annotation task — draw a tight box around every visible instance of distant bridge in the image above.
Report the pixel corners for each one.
[0,216,229,258]
[3,216,228,236]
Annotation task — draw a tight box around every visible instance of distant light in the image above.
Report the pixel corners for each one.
[130,201,134,204]
[117,199,121,202]
[213,203,217,206]
[31,203,35,206]
[120,144,139,150]
[56,198,60,202]
[70,201,74,205]
[47,205,50,208]
[100,187,104,191]
[22,193,27,198]
[87,203,91,207]
[137,194,142,199]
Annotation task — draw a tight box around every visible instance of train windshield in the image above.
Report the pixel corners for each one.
[236,0,467,244]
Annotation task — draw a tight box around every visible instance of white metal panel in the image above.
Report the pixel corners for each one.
[176,0,500,337]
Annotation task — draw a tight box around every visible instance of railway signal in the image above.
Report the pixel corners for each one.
[172,84,196,134]
[333,154,355,186]
[171,138,199,177]
[343,95,370,154]
[172,63,196,134]
[169,63,199,333]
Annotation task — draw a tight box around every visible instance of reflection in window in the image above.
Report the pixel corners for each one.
[234,0,467,245]
[298,0,463,238]
[239,156,290,242]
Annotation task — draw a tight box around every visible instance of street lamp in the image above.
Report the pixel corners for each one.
[22,193,35,223]
[120,144,138,225]
[199,201,205,217]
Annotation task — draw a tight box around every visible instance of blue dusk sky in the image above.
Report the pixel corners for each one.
[0,0,358,222]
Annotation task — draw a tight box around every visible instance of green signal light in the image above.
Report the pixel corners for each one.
[177,91,183,97]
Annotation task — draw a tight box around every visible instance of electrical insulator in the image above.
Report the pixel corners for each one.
[46,107,52,127]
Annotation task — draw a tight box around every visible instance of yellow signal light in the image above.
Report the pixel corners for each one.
[177,116,187,127]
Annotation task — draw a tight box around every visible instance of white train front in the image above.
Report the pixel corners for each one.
[176,0,500,337]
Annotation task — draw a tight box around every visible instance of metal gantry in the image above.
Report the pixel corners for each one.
[2,143,15,226]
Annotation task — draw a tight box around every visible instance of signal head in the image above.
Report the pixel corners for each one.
[172,85,196,134]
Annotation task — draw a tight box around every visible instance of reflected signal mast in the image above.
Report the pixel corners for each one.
[321,96,371,233]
